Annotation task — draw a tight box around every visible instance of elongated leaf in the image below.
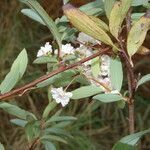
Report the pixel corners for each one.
[42,141,56,150]
[44,127,72,138]
[113,129,150,149]
[112,142,136,150]
[37,70,77,88]
[0,49,28,94]
[58,0,105,23]
[0,102,36,120]
[93,93,123,103]
[20,0,61,49]
[25,120,41,141]
[132,0,149,6]
[10,119,28,127]
[0,102,28,119]
[63,4,118,50]
[110,57,123,91]
[109,0,132,39]
[91,57,100,78]
[41,135,67,144]
[136,74,150,88]
[53,121,72,128]
[79,0,104,16]
[104,0,116,19]
[0,143,5,150]
[46,116,77,126]
[89,15,109,32]
[21,9,45,25]
[71,85,103,100]
[33,56,58,64]
[42,101,57,119]
[127,14,150,57]
[131,13,145,21]
[120,129,150,145]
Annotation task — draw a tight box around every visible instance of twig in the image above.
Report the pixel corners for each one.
[0,48,110,101]
[28,137,40,150]
[126,8,136,134]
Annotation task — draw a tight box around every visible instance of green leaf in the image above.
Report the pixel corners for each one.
[127,14,150,57]
[143,2,150,9]
[89,15,109,32]
[0,49,28,94]
[45,116,77,126]
[42,101,57,119]
[109,0,133,39]
[132,0,149,6]
[79,0,104,16]
[131,13,145,21]
[104,0,116,19]
[58,0,105,24]
[113,129,150,149]
[25,121,41,141]
[120,129,150,145]
[0,102,28,119]
[63,55,77,62]
[0,102,36,120]
[117,100,126,109]
[53,121,72,128]
[0,143,5,150]
[33,56,58,64]
[37,70,77,88]
[44,127,72,138]
[61,28,76,41]
[10,119,28,127]
[110,57,123,91]
[42,141,56,150]
[93,93,123,103]
[71,85,103,100]
[63,4,118,49]
[20,0,62,49]
[41,135,67,144]
[137,74,150,88]
[112,142,136,150]
[91,57,100,78]
[21,9,46,25]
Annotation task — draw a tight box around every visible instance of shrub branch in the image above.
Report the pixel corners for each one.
[0,48,110,101]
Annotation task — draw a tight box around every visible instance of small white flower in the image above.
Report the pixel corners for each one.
[77,32,101,45]
[61,43,74,57]
[37,42,52,57]
[75,44,93,66]
[101,55,110,65]
[100,55,110,76]
[51,87,73,107]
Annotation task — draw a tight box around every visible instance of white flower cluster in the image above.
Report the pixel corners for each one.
[51,87,73,107]
[98,55,111,91]
[37,42,52,57]
[60,43,74,57]
[82,54,112,93]
[37,42,75,58]
[77,32,101,45]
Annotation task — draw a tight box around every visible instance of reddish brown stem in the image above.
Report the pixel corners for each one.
[28,137,40,150]
[125,8,135,134]
[128,103,134,134]
[0,48,110,101]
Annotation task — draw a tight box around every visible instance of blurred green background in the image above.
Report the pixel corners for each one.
[0,0,149,149]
